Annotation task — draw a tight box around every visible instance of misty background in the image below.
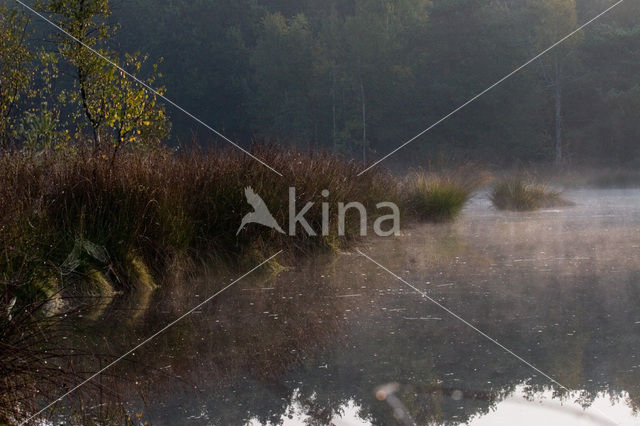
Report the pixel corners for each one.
[12,0,640,167]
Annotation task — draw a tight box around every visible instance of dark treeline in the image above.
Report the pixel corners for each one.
[112,0,640,167]
[2,0,640,166]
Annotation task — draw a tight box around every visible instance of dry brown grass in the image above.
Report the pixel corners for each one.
[0,145,399,303]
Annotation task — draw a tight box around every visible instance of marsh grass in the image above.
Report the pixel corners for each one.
[490,177,572,211]
[0,145,400,307]
[0,297,155,424]
[404,165,489,222]
[0,302,84,423]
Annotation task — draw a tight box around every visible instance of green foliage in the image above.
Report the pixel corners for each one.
[0,4,33,148]
[44,0,169,152]
[1,0,171,158]
[19,102,61,153]
[101,54,170,150]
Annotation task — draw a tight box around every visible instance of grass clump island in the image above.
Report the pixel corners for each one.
[403,165,490,222]
[490,177,573,211]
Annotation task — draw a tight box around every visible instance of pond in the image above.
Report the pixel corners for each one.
[51,189,640,425]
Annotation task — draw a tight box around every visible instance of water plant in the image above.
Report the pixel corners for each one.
[403,165,489,222]
[490,177,572,211]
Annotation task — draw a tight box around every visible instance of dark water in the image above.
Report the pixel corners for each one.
[56,189,640,425]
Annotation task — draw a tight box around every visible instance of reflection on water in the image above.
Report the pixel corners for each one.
[465,387,637,426]
[53,189,640,425]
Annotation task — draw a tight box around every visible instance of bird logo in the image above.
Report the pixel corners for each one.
[236,187,285,235]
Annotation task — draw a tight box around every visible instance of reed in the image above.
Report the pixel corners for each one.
[403,165,489,222]
[0,146,399,305]
[490,177,572,211]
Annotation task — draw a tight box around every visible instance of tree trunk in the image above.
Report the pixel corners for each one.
[554,54,563,167]
[360,80,366,165]
[332,71,337,151]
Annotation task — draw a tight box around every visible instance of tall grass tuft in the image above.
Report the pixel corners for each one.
[0,300,85,423]
[490,177,572,211]
[404,165,489,222]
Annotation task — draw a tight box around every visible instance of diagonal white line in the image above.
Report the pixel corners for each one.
[13,0,284,177]
[355,248,620,426]
[357,0,625,176]
[20,250,283,425]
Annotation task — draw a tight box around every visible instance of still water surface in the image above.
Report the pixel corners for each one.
[62,189,640,425]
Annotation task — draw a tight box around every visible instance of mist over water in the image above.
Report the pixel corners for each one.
[54,189,640,425]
